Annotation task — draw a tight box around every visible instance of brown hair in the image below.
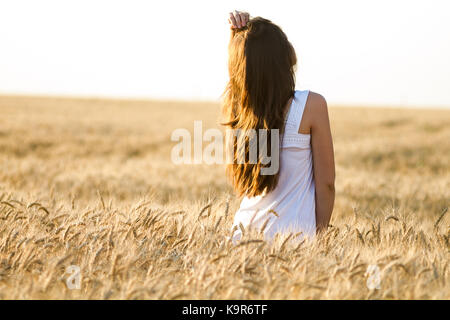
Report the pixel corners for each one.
[222,17,297,197]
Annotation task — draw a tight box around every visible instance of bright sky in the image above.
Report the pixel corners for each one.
[1,0,449,107]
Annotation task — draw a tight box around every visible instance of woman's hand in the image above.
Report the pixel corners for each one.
[228,10,250,29]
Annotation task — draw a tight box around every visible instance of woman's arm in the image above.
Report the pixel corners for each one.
[228,10,249,29]
[308,93,335,233]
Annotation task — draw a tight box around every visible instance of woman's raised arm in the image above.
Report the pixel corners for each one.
[228,10,250,29]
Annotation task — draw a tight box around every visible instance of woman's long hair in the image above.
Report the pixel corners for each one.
[222,17,297,197]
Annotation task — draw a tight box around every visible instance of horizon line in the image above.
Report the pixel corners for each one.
[0,91,449,111]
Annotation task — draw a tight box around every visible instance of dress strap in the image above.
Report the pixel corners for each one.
[286,90,310,131]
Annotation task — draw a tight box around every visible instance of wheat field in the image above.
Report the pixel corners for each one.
[0,95,448,299]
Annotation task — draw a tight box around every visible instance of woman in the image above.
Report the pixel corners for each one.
[224,11,335,242]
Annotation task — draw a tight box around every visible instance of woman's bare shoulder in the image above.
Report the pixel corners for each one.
[299,91,328,134]
[307,91,328,112]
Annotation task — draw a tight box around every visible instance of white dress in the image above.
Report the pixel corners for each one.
[231,90,316,242]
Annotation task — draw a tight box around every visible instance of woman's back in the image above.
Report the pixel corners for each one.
[225,11,335,242]
[232,90,316,242]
